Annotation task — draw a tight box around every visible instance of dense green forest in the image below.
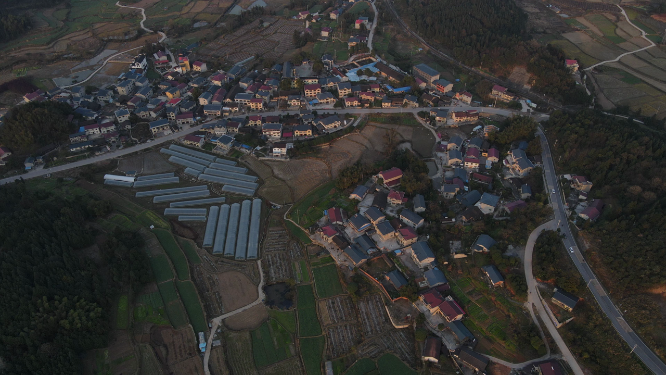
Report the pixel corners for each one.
[0,181,151,374]
[0,11,31,43]
[393,0,589,104]
[545,110,666,291]
[0,101,75,152]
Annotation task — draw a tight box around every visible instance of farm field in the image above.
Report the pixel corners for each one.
[225,330,258,375]
[164,300,190,328]
[150,255,175,283]
[116,295,130,329]
[299,336,325,375]
[251,319,295,368]
[297,284,322,337]
[376,353,417,375]
[344,358,376,375]
[158,280,179,304]
[313,264,344,298]
[178,237,202,264]
[268,309,297,333]
[175,280,207,333]
[154,229,190,280]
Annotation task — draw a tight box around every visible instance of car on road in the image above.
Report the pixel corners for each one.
[569,247,574,253]
[552,189,555,194]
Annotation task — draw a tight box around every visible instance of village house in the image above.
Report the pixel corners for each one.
[376,167,403,188]
[344,244,369,267]
[192,61,207,72]
[506,149,534,176]
[350,185,368,201]
[400,209,424,229]
[475,193,500,215]
[472,234,496,253]
[364,206,385,224]
[319,225,339,242]
[373,191,388,211]
[504,200,527,214]
[214,134,235,152]
[262,123,282,139]
[375,221,396,241]
[344,97,360,108]
[294,124,313,137]
[248,115,263,127]
[116,80,135,96]
[413,63,440,84]
[386,270,408,289]
[321,27,332,37]
[521,184,532,199]
[199,91,213,105]
[434,79,453,93]
[387,190,406,206]
[410,241,435,268]
[552,288,579,312]
[579,199,604,221]
[565,59,579,72]
[375,62,405,82]
[482,265,504,287]
[0,147,11,165]
[99,122,116,134]
[491,85,514,102]
[69,141,93,153]
[69,132,88,143]
[318,115,342,130]
[424,268,447,288]
[455,91,473,104]
[337,82,352,96]
[316,92,336,105]
[422,337,442,364]
[571,175,593,192]
[403,95,418,107]
[440,184,460,199]
[413,194,426,213]
[176,112,195,126]
[115,109,130,123]
[535,361,564,375]
[487,148,500,163]
[203,104,222,117]
[183,134,205,148]
[349,213,372,232]
[396,227,418,246]
[149,118,171,135]
[272,142,288,157]
[447,135,464,150]
[304,84,321,97]
[464,157,479,170]
[451,110,479,123]
[249,98,264,110]
[455,348,489,373]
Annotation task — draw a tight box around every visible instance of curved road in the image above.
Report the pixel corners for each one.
[367,1,379,51]
[60,2,167,89]
[538,127,666,374]
[585,5,655,71]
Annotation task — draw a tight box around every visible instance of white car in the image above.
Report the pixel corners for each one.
[569,247,574,253]
[552,189,556,194]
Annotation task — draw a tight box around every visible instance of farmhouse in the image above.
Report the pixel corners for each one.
[506,149,534,176]
[350,185,368,201]
[376,167,402,188]
[455,347,489,373]
[410,241,435,268]
[552,288,579,312]
[475,193,500,214]
[491,85,514,102]
[354,234,377,254]
[424,268,447,287]
[413,63,440,84]
[482,265,504,287]
[349,214,371,232]
[396,227,418,246]
[364,207,385,224]
[386,270,408,289]
[388,190,405,206]
[294,124,313,137]
[400,209,424,229]
[451,110,479,122]
[471,234,496,253]
[455,91,473,104]
[434,79,453,93]
[344,244,369,267]
[375,221,396,241]
[183,134,204,148]
[149,119,171,135]
[413,194,426,213]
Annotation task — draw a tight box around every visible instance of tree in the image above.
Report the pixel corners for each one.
[414,329,428,341]
[313,61,324,74]
[0,101,75,152]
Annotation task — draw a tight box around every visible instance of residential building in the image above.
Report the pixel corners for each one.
[115,109,130,123]
[455,91,473,104]
[149,119,171,134]
[440,184,460,199]
[349,214,371,232]
[447,149,463,166]
[413,194,426,213]
[327,207,345,225]
[506,149,534,176]
[130,54,147,70]
[344,244,369,267]
[319,225,339,242]
[304,84,321,97]
[565,59,579,72]
[344,97,360,107]
[422,337,441,363]
[413,63,440,84]
[183,134,204,148]
[552,288,579,312]
[571,175,593,192]
[439,296,465,322]
[337,82,352,96]
[372,191,388,211]
[176,112,195,126]
[521,184,532,199]
[69,141,93,153]
[400,209,424,229]
[375,221,395,241]
[294,124,313,137]
[491,85,513,101]
[316,92,336,105]
[192,61,207,72]
[386,270,408,289]
[377,167,403,188]
[248,115,263,127]
[203,104,222,116]
[579,199,603,221]
[354,234,377,254]
[464,157,479,170]
[482,265,504,287]
[535,360,564,375]
[214,135,234,151]
[424,268,447,287]
[396,227,418,246]
[272,142,288,157]
[199,91,213,105]
[487,147,500,163]
[318,115,342,130]
[455,347,489,373]
[447,135,464,150]
[364,207,385,224]
[471,234,496,253]
[475,193,500,215]
[411,241,435,268]
[451,110,479,122]
[349,185,368,201]
[387,190,405,206]
[116,80,135,96]
[434,79,453,93]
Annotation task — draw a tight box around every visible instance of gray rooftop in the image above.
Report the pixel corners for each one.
[203,206,220,247]
[413,194,426,210]
[349,214,371,231]
[482,265,504,284]
[364,206,385,222]
[344,244,368,266]
[411,241,434,262]
[424,268,447,286]
[375,221,395,236]
[472,234,496,252]
[386,270,408,289]
[213,204,231,254]
[414,63,439,77]
[400,209,423,225]
[477,193,500,207]
[353,234,376,253]
[458,190,481,207]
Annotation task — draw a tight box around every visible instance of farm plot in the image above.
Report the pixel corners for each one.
[265,159,330,202]
[266,252,293,283]
[356,329,414,365]
[150,255,175,283]
[376,353,417,375]
[313,264,344,298]
[177,237,202,264]
[290,242,303,260]
[137,344,163,375]
[154,229,190,280]
[224,303,268,331]
[225,330,258,375]
[261,357,303,375]
[175,280,207,333]
[299,336,325,375]
[357,294,389,338]
[158,280,179,303]
[251,319,295,368]
[326,323,360,358]
[297,284,322,337]
[164,301,189,328]
[268,309,297,333]
[294,260,310,283]
[152,326,201,373]
[116,295,130,329]
[192,268,225,317]
[344,358,376,375]
[264,228,289,252]
[585,14,625,43]
[319,295,356,326]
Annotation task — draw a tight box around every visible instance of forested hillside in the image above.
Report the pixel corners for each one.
[0,181,151,374]
[393,0,589,104]
[0,101,75,152]
[0,12,31,43]
[545,110,666,289]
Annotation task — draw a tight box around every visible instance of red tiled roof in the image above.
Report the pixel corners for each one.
[176,112,193,120]
[379,167,402,181]
[399,227,417,240]
[505,200,527,213]
[265,116,279,122]
[492,85,507,93]
[388,190,405,201]
[168,98,181,104]
[581,207,600,220]
[565,59,578,66]
[328,207,343,223]
[472,173,492,184]
[421,290,444,307]
[83,124,99,130]
[572,175,587,183]
[321,225,337,237]
[488,148,500,158]
[304,84,321,91]
[184,134,202,142]
[250,98,263,103]
[466,148,479,158]
[282,132,293,138]
[249,115,262,121]
[464,158,479,164]
[345,97,358,103]
[192,61,204,67]
[438,299,464,320]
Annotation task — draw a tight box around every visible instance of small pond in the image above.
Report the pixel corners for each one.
[264,282,294,310]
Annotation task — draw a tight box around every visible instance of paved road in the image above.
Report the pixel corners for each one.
[585,5,655,71]
[367,1,379,51]
[524,221,584,374]
[538,128,666,374]
[60,2,167,89]
[202,259,265,375]
[1,106,546,186]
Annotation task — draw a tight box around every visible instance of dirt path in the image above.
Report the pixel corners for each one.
[585,5,656,71]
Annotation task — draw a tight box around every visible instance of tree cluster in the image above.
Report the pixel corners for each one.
[0,101,75,152]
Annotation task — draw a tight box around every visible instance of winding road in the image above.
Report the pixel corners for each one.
[60,2,166,89]
[584,5,656,71]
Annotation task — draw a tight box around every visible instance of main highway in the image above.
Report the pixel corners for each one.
[537,127,666,374]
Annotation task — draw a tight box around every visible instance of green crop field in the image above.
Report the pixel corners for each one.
[285,221,312,244]
[116,295,130,329]
[291,181,336,227]
[176,281,207,333]
[310,256,335,267]
[158,280,179,303]
[268,309,297,333]
[467,304,489,322]
[150,255,175,283]
[376,354,416,375]
[177,238,202,264]
[297,308,322,337]
[300,336,325,375]
[154,229,190,280]
[313,265,344,298]
[344,358,376,375]
[110,214,138,230]
[165,302,189,328]
[138,211,169,229]
[297,285,317,308]
[294,260,311,283]
[585,14,625,44]
[349,2,369,14]
[137,291,165,310]
[251,320,294,368]
[134,304,170,326]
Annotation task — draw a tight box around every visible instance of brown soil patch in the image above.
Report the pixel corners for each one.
[218,271,258,311]
[189,1,210,13]
[223,304,268,330]
[151,326,200,370]
[241,155,274,180]
[508,65,532,88]
[264,159,330,201]
[487,362,512,375]
[209,346,231,375]
[258,177,293,204]
[171,219,198,240]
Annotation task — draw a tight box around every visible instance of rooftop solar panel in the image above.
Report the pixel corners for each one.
[136,173,175,181]
[153,190,210,203]
[198,174,258,190]
[203,206,219,248]
[170,197,226,207]
[212,204,230,255]
[203,168,258,182]
[224,203,241,257]
[169,144,216,161]
[135,185,207,197]
[133,177,180,188]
